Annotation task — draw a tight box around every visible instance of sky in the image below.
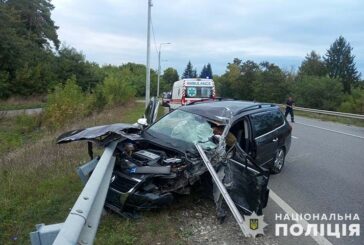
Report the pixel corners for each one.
[52,0,364,76]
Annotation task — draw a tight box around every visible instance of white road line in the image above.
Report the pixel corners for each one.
[296,122,364,139]
[291,136,299,139]
[269,190,333,245]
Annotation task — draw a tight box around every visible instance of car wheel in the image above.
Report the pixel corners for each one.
[271,147,285,174]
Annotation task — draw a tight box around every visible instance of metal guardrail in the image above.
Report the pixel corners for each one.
[30,141,118,245]
[279,105,364,120]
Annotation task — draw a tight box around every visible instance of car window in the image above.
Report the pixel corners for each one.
[271,110,285,128]
[251,110,283,137]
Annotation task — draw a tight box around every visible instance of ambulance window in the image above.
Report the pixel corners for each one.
[201,87,212,97]
[185,87,212,98]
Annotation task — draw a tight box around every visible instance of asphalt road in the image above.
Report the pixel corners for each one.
[264,115,364,245]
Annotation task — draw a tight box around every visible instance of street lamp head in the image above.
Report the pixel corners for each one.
[159,42,171,50]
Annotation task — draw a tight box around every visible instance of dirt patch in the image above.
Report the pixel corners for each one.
[175,197,276,245]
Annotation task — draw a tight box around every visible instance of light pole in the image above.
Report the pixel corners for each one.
[145,0,152,107]
[157,42,171,98]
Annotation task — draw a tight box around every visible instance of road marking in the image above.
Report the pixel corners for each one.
[296,122,364,139]
[291,136,298,139]
[269,190,333,245]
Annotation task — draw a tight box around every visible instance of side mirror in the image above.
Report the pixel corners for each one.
[137,118,148,127]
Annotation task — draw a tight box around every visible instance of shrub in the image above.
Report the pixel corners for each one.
[87,83,107,112]
[339,88,364,114]
[293,76,344,110]
[44,77,90,129]
[102,70,136,106]
[15,114,41,134]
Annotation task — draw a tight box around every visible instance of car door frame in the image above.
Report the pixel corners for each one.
[144,97,160,125]
[224,142,270,214]
[248,110,281,167]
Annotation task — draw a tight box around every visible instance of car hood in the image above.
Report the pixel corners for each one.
[57,123,140,144]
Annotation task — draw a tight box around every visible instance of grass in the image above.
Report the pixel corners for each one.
[0,114,43,155]
[278,106,364,127]
[293,110,364,127]
[0,101,190,245]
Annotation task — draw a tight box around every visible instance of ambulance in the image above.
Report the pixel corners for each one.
[169,78,215,109]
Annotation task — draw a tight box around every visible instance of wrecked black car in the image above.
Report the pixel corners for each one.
[57,99,287,220]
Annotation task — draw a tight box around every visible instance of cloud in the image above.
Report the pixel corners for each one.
[52,0,364,75]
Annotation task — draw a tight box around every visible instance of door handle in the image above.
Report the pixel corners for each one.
[272,137,278,142]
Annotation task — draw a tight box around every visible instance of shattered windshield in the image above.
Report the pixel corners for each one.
[146,110,216,150]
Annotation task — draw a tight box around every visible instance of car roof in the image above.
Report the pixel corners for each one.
[179,100,278,122]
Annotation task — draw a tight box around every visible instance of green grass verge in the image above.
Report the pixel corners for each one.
[0,114,43,156]
[278,106,364,128]
[0,101,187,245]
[294,110,364,127]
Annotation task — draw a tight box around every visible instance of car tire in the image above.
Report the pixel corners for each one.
[271,147,285,174]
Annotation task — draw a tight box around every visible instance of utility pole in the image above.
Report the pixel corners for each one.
[157,42,171,98]
[145,0,152,107]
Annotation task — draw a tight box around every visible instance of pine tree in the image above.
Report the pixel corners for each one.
[192,69,197,78]
[199,65,207,78]
[206,63,213,79]
[182,61,193,78]
[324,36,360,93]
[6,0,60,49]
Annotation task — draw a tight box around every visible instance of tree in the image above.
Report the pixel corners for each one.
[191,69,197,78]
[199,63,212,79]
[229,58,242,66]
[206,63,213,79]
[0,0,62,97]
[162,67,179,85]
[252,62,290,103]
[216,59,261,100]
[199,65,207,78]
[6,0,60,49]
[182,61,195,78]
[294,76,343,110]
[298,51,327,77]
[224,62,241,98]
[56,46,104,91]
[324,36,360,93]
[237,60,260,100]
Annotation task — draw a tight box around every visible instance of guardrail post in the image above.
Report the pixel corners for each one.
[30,223,63,245]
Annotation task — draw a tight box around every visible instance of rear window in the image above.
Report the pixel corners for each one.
[251,110,284,137]
[185,86,213,98]
[271,110,285,128]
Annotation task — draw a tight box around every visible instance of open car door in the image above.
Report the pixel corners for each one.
[144,97,160,125]
[225,144,270,215]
